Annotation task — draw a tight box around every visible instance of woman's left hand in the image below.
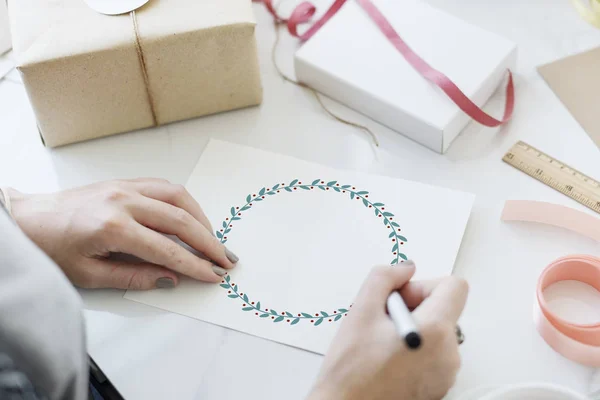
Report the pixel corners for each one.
[6,178,238,290]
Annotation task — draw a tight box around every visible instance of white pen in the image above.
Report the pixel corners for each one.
[387,290,422,349]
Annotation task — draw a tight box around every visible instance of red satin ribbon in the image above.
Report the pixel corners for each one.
[254,0,515,128]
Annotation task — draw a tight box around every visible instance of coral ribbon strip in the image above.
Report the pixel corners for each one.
[502,200,600,367]
[253,0,515,128]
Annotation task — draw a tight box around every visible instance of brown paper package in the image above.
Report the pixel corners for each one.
[8,0,263,147]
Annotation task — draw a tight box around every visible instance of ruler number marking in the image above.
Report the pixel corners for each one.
[502,141,600,215]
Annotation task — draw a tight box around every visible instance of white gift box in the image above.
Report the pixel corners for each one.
[0,0,11,54]
[294,0,517,153]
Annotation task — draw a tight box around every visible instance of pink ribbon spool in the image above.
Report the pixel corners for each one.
[502,201,600,367]
[535,255,600,367]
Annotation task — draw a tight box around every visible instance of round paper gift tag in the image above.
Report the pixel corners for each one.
[84,0,150,15]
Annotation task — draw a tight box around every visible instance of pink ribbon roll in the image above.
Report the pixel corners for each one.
[254,0,515,128]
[503,201,600,367]
[536,255,600,367]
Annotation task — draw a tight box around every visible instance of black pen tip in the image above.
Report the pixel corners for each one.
[406,332,421,349]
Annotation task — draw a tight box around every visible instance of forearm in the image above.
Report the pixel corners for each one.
[0,206,89,400]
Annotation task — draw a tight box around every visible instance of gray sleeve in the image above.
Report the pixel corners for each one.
[0,207,88,400]
[0,353,47,400]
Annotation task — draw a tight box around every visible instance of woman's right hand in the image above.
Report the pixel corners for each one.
[308,262,468,400]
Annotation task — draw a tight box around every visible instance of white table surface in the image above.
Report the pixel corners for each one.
[1,0,600,398]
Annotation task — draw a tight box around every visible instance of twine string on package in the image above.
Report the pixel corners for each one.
[130,10,158,126]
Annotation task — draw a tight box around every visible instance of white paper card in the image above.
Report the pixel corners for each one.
[125,140,475,354]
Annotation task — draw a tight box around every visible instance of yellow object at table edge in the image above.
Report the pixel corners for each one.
[572,0,600,28]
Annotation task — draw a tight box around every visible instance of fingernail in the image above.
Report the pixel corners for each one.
[211,231,216,238]
[402,260,415,267]
[156,277,175,289]
[212,265,227,276]
[225,248,239,264]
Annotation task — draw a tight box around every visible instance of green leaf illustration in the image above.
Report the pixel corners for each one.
[217,179,408,327]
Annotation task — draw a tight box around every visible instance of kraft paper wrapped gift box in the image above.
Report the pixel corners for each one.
[294,0,517,154]
[8,0,263,147]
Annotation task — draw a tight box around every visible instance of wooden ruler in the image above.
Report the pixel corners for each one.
[502,141,600,214]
